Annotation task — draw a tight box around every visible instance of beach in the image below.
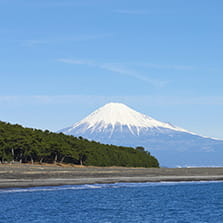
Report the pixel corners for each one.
[0,164,223,188]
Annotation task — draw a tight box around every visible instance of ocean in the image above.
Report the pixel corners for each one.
[1,181,223,223]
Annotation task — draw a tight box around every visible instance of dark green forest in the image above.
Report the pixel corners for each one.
[0,121,159,167]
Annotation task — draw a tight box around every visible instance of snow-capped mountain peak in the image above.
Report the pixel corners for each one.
[62,102,192,136]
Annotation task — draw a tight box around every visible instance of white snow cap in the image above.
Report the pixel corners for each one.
[69,102,192,134]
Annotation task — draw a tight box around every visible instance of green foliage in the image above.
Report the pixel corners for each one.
[136,146,145,152]
[0,121,159,167]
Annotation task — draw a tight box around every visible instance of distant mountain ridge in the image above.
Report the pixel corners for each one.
[59,103,223,167]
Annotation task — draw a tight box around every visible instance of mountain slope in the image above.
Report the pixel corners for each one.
[59,103,223,167]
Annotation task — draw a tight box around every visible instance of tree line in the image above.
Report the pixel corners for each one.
[0,121,159,167]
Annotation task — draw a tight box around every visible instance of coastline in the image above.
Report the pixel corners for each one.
[1,164,223,189]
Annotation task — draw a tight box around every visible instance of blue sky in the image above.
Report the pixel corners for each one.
[0,0,223,138]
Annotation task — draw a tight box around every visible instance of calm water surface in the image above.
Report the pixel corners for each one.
[1,181,223,223]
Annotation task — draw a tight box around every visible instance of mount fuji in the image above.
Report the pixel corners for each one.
[59,103,223,167]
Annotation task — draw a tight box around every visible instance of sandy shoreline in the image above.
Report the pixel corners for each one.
[1,164,223,189]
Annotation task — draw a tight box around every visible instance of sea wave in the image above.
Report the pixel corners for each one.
[0,181,222,194]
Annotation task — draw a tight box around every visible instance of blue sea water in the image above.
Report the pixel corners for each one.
[1,181,223,223]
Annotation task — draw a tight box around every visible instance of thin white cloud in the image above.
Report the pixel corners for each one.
[100,63,167,87]
[57,58,167,87]
[139,63,194,71]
